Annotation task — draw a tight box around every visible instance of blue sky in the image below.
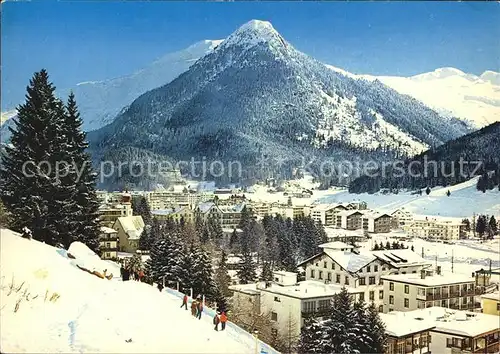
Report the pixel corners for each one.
[2,1,499,110]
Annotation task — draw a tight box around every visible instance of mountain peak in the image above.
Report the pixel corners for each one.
[219,19,287,51]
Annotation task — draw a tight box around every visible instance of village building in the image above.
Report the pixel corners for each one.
[481,292,500,316]
[298,242,431,312]
[113,215,145,253]
[98,193,133,228]
[151,207,195,224]
[380,311,435,354]
[404,215,466,240]
[381,270,481,313]
[230,271,363,346]
[99,226,119,260]
[336,210,365,230]
[362,212,393,233]
[390,307,500,354]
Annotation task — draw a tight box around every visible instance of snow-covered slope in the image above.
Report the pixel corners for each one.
[0,229,258,353]
[326,65,500,128]
[317,177,500,218]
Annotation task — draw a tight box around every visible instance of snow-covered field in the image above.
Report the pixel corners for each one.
[360,233,500,284]
[318,183,499,219]
[0,229,261,353]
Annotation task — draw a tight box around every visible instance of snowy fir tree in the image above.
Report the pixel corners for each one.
[191,246,216,299]
[214,250,232,296]
[297,318,326,354]
[237,250,257,284]
[178,244,196,293]
[325,287,359,353]
[365,302,387,353]
[260,261,273,282]
[476,215,487,238]
[299,288,387,353]
[132,196,152,225]
[63,92,101,252]
[0,70,91,250]
[138,224,153,251]
[489,215,498,235]
[213,284,230,313]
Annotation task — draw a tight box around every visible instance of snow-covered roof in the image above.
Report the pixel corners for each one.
[100,226,117,234]
[380,312,435,338]
[371,249,430,269]
[323,249,375,273]
[407,307,500,337]
[337,210,364,217]
[260,280,362,299]
[381,272,475,287]
[319,241,354,250]
[222,228,243,233]
[481,292,499,302]
[362,212,391,220]
[197,202,216,213]
[152,207,190,216]
[219,203,246,213]
[311,203,347,212]
[115,216,144,240]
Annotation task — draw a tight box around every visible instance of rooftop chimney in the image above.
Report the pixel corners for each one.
[436,266,441,275]
[421,270,426,279]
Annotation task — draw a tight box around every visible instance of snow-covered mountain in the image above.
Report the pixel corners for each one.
[327,65,500,128]
[0,39,222,136]
[69,39,223,131]
[89,19,469,184]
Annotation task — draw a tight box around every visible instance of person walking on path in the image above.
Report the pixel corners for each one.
[138,270,144,282]
[196,301,203,320]
[157,282,164,292]
[191,299,198,317]
[220,312,228,331]
[213,312,220,331]
[180,294,188,310]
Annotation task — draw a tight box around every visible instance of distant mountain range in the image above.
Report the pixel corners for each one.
[3,19,497,189]
[348,121,500,194]
[327,66,500,128]
[86,20,471,187]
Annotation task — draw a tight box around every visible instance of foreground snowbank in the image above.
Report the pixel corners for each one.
[0,229,258,353]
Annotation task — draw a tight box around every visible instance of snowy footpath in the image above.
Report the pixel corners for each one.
[0,229,270,353]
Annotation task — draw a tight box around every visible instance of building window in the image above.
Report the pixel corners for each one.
[378,305,383,313]
[303,301,315,313]
[327,272,332,281]
[271,312,278,321]
[404,298,409,308]
[369,276,376,285]
[274,296,281,302]
[374,265,379,272]
[318,300,330,311]
[389,282,394,291]
[359,293,364,301]
[497,303,500,311]
[332,263,335,270]
[369,291,374,301]
[336,274,340,283]
[324,261,328,268]
[367,265,371,273]
[345,276,349,286]
[379,290,384,299]
[106,242,111,248]
[311,270,315,278]
[359,277,366,285]
[404,285,409,294]
[319,271,323,280]
[389,295,394,305]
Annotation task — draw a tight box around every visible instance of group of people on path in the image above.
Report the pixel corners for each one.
[120,266,145,282]
[179,293,228,331]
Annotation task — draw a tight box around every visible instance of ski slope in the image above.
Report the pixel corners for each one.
[0,229,265,353]
[317,177,500,218]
